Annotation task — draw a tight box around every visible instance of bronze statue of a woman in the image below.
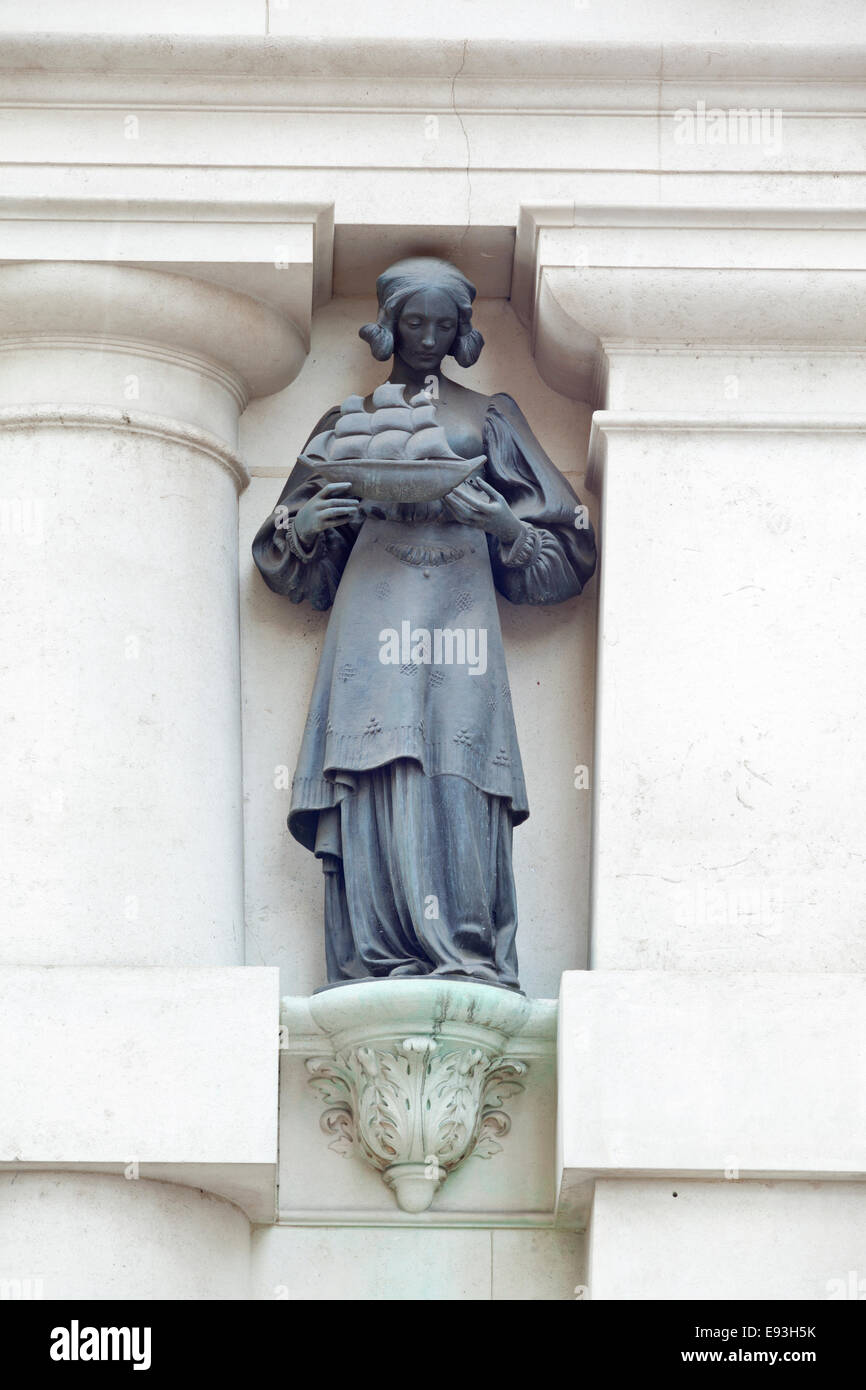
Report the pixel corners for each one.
[253,258,596,992]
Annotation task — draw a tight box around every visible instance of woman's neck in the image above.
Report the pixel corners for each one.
[388,359,443,391]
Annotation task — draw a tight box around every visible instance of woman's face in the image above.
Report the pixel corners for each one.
[394,288,459,371]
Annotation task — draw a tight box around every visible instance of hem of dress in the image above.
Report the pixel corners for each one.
[288,756,529,851]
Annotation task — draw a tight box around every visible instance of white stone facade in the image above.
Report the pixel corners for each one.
[1,2,865,1300]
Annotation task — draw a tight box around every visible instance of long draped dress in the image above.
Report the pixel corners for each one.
[252,392,596,991]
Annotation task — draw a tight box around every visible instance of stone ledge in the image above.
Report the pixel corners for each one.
[557,970,866,1228]
[281,980,557,1061]
[0,966,280,1221]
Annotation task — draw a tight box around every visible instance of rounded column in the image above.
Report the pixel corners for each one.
[0,261,305,966]
[0,1172,250,1300]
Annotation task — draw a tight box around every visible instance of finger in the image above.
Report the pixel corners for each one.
[449,483,484,505]
[443,497,475,517]
[446,506,483,526]
[318,481,354,496]
[472,477,499,499]
[319,506,360,520]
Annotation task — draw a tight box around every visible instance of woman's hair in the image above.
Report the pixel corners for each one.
[359,257,484,367]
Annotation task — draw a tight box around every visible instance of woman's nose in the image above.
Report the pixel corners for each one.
[421,326,436,347]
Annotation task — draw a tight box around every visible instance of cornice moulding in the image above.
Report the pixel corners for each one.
[514,204,866,405]
[0,200,334,313]
[1,36,864,112]
[0,197,332,224]
[2,35,864,80]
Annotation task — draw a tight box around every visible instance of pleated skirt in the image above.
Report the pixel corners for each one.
[315,759,520,991]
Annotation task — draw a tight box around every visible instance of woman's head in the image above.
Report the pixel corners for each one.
[359,258,484,370]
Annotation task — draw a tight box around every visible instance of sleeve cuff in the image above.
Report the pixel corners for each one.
[499,521,542,568]
[286,517,324,562]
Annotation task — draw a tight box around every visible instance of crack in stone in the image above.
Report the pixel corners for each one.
[450,38,472,251]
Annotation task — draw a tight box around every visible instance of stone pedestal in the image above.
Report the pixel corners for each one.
[286,980,553,1214]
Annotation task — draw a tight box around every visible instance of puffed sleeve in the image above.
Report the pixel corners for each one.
[251,407,362,611]
[482,393,596,605]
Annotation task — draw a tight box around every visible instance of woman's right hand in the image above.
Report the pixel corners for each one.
[293,482,361,547]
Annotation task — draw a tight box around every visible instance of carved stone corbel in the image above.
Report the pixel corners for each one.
[302,979,534,1212]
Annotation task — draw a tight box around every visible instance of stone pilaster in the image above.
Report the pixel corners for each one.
[518,205,866,1297]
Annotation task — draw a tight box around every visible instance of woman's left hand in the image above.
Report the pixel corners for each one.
[443,476,523,543]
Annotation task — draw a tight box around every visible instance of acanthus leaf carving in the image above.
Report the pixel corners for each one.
[305,1034,527,1212]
